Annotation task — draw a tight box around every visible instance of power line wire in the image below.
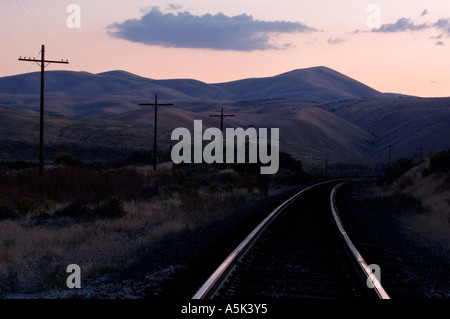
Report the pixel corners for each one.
[0,25,31,56]
[17,0,67,58]
[22,0,66,58]
[2,62,37,108]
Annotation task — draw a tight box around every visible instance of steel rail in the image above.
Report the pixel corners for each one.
[330,181,390,299]
[192,180,338,299]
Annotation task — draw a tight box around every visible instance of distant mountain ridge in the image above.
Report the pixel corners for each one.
[0,66,386,104]
[1,66,449,167]
[214,66,385,101]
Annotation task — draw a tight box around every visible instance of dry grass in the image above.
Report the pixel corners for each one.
[0,185,259,292]
[0,157,304,294]
[377,161,450,249]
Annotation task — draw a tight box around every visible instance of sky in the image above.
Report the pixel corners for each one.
[1,0,449,97]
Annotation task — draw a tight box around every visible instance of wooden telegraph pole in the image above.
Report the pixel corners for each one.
[209,107,236,164]
[209,107,235,134]
[19,44,69,175]
[387,144,393,171]
[139,94,173,171]
[418,147,423,160]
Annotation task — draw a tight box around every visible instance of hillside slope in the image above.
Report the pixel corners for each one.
[320,97,450,160]
[1,67,449,165]
[214,66,385,102]
[0,67,385,101]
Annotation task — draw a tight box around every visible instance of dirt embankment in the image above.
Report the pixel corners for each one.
[338,167,449,299]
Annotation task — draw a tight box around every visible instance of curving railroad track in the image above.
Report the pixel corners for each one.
[192,180,390,300]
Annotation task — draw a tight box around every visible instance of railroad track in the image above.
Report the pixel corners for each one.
[192,180,390,300]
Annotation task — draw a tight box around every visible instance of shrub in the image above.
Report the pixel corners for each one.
[161,184,183,194]
[172,168,189,183]
[239,173,258,192]
[96,196,126,219]
[430,150,450,173]
[124,149,153,166]
[0,161,37,173]
[0,201,18,220]
[397,175,414,190]
[220,172,240,185]
[257,175,271,195]
[279,152,303,172]
[54,153,83,166]
[208,183,220,193]
[222,183,234,192]
[42,199,56,213]
[386,157,416,185]
[54,201,92,221]
[15,197,37,216]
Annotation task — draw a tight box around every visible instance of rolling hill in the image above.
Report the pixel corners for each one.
[0,66,449,171]
[320,97,450,160]
[214,66,385,102]
[0,66,385,117]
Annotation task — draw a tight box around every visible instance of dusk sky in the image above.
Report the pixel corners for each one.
[1,0,449,97]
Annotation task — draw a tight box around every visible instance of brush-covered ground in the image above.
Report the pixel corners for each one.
[376,151,450,255]
[338,150,450,298]
[0,152,316,298]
